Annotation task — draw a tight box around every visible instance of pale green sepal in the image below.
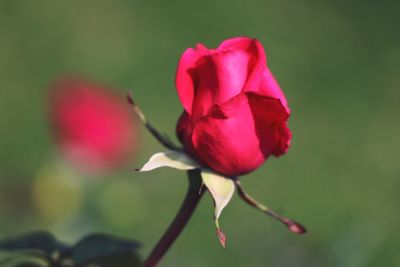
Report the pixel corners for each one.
[201,169,235,247]
[138,150,200,172]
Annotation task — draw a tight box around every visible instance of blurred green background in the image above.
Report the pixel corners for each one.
[1,0,399,266]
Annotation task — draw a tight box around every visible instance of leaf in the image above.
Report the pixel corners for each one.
[15,264,46,267]
[0,232,143,267]
[201,170,235,248]
[0,251,48,267]
[14,258,48,267]
[83,252,141,267]
[69,233,141,266]
[0,231,68,256]
[138,150,200,172]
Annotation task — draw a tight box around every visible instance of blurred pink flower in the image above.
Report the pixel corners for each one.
[49,78,138,173]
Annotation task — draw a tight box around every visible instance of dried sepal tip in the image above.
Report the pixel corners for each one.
[283,219,307,234]
[216,227,226,248]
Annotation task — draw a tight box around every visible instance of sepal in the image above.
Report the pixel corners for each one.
[201,170,235,247]
[138,150,200,172]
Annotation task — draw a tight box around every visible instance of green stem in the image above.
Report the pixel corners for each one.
[142,170,204,267]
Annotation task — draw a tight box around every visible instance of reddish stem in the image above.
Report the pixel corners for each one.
[142,170,204,267]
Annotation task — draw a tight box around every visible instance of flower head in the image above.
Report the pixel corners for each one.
[175,37,291,176]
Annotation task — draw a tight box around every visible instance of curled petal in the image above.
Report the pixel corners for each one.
[272,122,292,157]
[257,68,290,113]
[247,92,291,157]
[175,47,209,115]
[218,37,267,92]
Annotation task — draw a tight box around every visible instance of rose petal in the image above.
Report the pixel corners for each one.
[176,37,268,120]
[176,111,196,154]
[257,68,290,113]
[210,49,250,104]
[272,121,292,156]
[191,94,265,176]
[188,92,291,176]
[190,38,266,120]
[218,37,267,93]
[247,92,291,157]
[175,47,209,115]
[190,55,219,120]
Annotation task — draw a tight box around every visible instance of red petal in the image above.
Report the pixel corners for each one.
[191,94,265,176]
[175,37,268,121]
[189,55,219,120]
[256,68,290,113]
[189,93,291,176]
[247,92,292,157]
[210,49,250,104]
[218,37,267,92]
[175,47,209,115]
[176,111,195,152]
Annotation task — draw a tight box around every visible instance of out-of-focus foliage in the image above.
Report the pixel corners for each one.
[0,231,141,267]
[0,0,399,266]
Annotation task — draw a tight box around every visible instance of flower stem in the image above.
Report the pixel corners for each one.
[142,170,204,267]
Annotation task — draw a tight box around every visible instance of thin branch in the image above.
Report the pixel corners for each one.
[127,92,181,151]
[235,180,307,234]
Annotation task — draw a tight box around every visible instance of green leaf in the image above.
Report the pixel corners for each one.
[0,232,143,267]
[15,264,44,267]
[0,231,68,256]
[69,233,141,266]
[14,260,48,267]
[0,251,48,267]
[138,150,200,172]
[82,252,141,267]
[201,170,235,248]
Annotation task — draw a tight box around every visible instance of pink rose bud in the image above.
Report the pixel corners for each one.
[175,37,291,176]
[49,78,138,173]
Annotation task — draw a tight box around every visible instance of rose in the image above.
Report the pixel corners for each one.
[175,37,291,176]
[49,78,138,172]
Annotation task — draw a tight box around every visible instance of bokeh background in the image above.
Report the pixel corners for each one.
[1,0,399,266]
